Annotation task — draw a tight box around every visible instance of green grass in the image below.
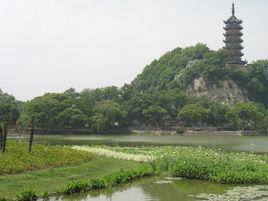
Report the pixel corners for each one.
[0,142,93,175]
[0,157,142,199]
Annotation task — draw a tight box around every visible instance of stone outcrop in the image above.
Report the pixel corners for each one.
[185,77,248,105]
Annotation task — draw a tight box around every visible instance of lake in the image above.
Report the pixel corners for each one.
[29,134,268,153]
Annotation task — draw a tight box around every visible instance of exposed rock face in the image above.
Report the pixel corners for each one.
[185,77,248,105]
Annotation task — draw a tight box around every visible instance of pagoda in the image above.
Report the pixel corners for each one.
[223,3,247,65]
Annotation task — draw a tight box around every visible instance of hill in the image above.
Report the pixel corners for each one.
[1,44,268,133]
[129,44,268,106]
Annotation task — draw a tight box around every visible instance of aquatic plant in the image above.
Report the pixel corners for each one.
[63,165,154,194]
[195,185,268,201]
[16,188,37,201]
[72,145,268,184]
[72,145,154,162]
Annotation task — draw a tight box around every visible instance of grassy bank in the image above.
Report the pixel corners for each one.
[63,165,153,194]
[0,157,142,199]
[0,142,93,175]
[73,145,268,184]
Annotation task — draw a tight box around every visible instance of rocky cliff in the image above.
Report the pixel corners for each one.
[185,77,248,105]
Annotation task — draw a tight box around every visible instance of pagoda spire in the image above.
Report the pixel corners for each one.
[223,3,247,65]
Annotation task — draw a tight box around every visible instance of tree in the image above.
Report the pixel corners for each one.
[178,103,209,126]
[19,99,45,152]
[206,102,228,126]
[155,90,187,121]
[57,107,88,129]
[126,94,153,124]
[0,91,20,153]
[225,102,266,130]
[142,105,168,127]
[91,101,127,133]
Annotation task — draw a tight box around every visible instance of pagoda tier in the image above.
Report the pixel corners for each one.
[224,37,243,43]
[223,3,247,65]
[224,19,243,24]
[224,24,243,30]
[224,32,243,37]
[227,50,244,57]
[225,43,244,50]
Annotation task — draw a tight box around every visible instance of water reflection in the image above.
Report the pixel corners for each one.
[56,177,231,201]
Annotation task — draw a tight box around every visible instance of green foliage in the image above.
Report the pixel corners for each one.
[142,105,168,126]
[129,44,229,95]
[63,165,154,194]
[178,103,209,126]
[57,106,88,129]
[0,90,20,126]
[41,192,49,200]
[227,60,268,106]
[0,195,6,201]
[91,100,128,133]
[19,92,83,129]
[130,44,212,94]
[16,188,37,201]
[0,90,20,152]
[225,102,266,130]
[151,149,268,184]
[0,142,93,175]
[19,86,128,132]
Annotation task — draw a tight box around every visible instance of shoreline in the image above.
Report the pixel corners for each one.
[131,129,268,136]
[8,129,268,137]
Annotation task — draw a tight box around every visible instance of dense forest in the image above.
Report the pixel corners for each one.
[0,44,268,137]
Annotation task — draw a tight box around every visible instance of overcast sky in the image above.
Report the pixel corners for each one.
[0,0,267,101]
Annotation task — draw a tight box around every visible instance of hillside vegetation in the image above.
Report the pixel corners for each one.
[129,44,268,106]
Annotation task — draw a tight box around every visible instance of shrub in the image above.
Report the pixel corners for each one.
[16,188,37,201]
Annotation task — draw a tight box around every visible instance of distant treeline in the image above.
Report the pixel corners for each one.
[0,87,267,136]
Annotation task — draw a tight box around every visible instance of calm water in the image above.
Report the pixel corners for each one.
[51,177,268,201]
[30,134,268,153]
